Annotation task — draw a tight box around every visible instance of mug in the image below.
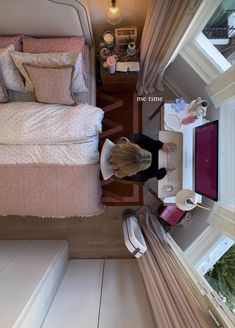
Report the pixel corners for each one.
[127,41,136,56]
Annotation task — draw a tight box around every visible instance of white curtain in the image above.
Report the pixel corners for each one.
[137,0,203,94]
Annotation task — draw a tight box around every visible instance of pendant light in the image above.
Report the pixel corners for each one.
[106,0,122,25]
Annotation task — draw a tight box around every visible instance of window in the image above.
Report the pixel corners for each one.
[195,32,231,73]
[179,0,233,83]
[185,223,235,322]
[204,243,235,314]
[192,232,235,315]
[168,233,235,327]
[203,0,235,65]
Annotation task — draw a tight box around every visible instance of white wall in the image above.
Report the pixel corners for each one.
[86,0,150,45]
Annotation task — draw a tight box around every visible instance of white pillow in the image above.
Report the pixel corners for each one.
[11,51,88,93]
[72,53,88,93]
[0,45,25,91]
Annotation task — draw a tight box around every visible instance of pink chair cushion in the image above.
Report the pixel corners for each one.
[158,205,185,226]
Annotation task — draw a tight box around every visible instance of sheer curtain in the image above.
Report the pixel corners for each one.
[136,207,216,328]
[137,0,202,94]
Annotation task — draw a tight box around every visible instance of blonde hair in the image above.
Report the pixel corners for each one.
[109,137,152,178]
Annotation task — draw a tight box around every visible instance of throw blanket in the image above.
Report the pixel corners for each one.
[0,102,104,217]
[0,102,103,144]
[0,138,100,164]
[0,164,105,217]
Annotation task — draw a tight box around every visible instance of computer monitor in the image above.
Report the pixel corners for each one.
[194,120,219,201]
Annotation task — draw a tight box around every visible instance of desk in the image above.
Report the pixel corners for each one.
[160,102,203,204]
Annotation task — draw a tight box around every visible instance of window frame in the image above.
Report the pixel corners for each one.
[168,233,235,328]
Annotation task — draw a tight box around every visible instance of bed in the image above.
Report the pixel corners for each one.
[0,0,105,217]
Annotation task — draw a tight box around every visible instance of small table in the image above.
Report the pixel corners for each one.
[99,44,139,92]
[100,67,138,92]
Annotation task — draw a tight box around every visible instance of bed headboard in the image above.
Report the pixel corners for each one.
[0,0,94,46]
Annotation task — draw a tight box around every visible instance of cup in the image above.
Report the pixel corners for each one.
[106,55,116,74]
[185,198,195,205]
[127,41,136,56]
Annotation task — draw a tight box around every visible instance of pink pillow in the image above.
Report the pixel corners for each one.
[0,35,22,51]
[22,36,86,78]
[22,36,85,54]
[24,64,76,106]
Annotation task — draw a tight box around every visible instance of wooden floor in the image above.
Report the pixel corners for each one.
[0,206,135,259]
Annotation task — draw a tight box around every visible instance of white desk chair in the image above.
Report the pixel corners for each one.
[101,138,147,186]
[100,138,115,180]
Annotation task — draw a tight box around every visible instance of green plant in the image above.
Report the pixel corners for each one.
[205,244,235,313]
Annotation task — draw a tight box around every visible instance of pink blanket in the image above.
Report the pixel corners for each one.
[0,164,105,218]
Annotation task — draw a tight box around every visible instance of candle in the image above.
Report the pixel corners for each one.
[103,31,114,48]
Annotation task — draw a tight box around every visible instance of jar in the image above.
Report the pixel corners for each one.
[103,31,114,48]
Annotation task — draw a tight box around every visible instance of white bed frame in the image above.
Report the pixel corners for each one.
[0,0,96,105]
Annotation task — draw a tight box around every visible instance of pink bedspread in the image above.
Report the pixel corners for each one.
[0,164,105,218]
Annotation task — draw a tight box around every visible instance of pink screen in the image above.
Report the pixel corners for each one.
[195,121,218,200]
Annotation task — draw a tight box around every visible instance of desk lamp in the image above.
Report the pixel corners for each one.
[176,189,235,239]
[175,189,212,212]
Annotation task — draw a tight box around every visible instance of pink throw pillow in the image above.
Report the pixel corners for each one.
[0,35,22,51]
[22,36,86,77]
[22,36,85,54]
[24,64,76,106]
